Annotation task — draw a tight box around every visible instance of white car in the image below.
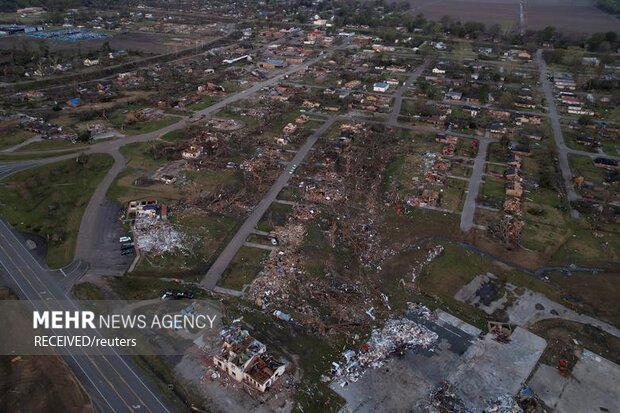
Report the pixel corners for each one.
[119,236,131,243]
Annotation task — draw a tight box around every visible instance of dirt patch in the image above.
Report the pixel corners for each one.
[530,318,620,371]
[547,271,620,328]
[0,288,93,413]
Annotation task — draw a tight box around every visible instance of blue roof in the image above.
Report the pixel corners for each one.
[264,58,285,65]
[374,81,389,87]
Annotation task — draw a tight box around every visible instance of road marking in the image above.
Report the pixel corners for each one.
[0,226,163,412]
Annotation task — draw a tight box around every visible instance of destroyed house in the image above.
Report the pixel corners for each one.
[258,59,286,70]
[505,182,524,198]
[213,327,286,392]
[182,145,203,159]
[575,136,598,147]
[594,157,619,170]
[128,200,160,216]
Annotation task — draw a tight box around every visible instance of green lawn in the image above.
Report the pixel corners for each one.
[110,112,181,136]
[217,246,269,290]
[160,129,188,143]
[72,282,106,300]
[188,96,218,111]
[0,154,114,268]
[0,127,35,151]
[569,154,604,183]
[414,243,562,327]
[257,202,294,232]
[132,212,239,279]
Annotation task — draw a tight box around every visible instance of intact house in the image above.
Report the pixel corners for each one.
[213,326,286,392]
[444,89,462,101]
[373,81,390,93]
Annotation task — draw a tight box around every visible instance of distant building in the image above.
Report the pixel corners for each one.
[258,59,286,70]
[553,72,576,90]
[444,90,462,101]
[581,57,600,66]
[373,81,390,93]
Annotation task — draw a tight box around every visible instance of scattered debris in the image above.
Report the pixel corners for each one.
[409,245,444,283]
[333,315,438,384]
[424,381,468,413]
[133,215,188,255]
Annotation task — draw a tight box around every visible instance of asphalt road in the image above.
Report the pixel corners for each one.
[460,137,492,232]
[201,115,338,288]
[387,58,430,126]
[536,49,579,205]
[0,218,172,413]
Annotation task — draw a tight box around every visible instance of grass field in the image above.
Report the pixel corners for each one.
[218,246,269,290]
[132,211,239,279]
[0,127,36,151]
[109,111,181,136]
[108,141,182,203]
[0,154,113,268]
[188,96,218,111]
[408,243,562,326]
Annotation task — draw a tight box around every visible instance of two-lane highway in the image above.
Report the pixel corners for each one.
[0,218,172,413]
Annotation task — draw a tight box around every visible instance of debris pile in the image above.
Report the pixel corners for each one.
[424,381,468,413]
[249,222,306,308]
[405,149,456,210]
[489,215,523,246]
[485,395,523,413]
[133,215,188,255]
[333,315,438,383]
[208,118,245,131]
[488,321,513,344]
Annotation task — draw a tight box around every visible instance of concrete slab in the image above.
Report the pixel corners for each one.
[528,364,567,408]
[436,310,482,337]
[559,350,620,413]
[332,338,464,413]
[448,327,546,410]
[333,311,477,413]
[508,290,620,338]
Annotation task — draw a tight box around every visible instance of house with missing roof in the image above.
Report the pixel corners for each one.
[213,326,286,392]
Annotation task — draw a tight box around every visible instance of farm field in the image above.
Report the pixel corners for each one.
[405,0,619,34]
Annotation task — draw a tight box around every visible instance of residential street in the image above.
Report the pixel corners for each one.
[201,116,338,288]
[387,58,430,126]
[460,137,492,231]
[536,49,579,205]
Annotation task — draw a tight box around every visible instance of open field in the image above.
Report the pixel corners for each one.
[0,31,215,55]
[0,154,113,268]
[0,126,35,151]
[405,0,619,34]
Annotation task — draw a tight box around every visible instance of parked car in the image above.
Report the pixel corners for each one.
[161,290,194,300]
